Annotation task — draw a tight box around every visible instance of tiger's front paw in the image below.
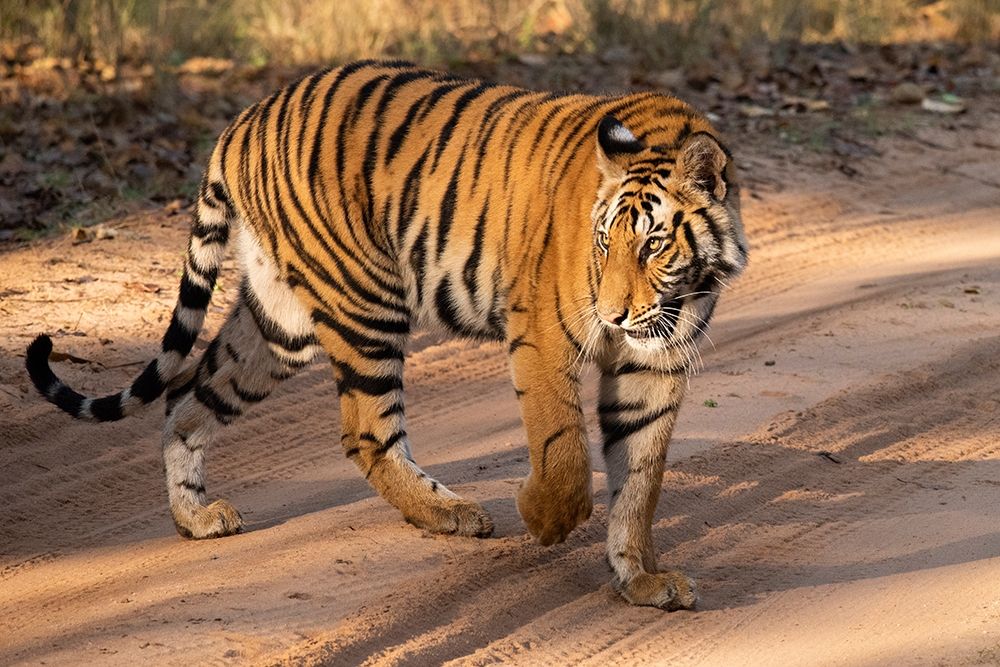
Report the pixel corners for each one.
[517,475,592,546]
[405,498,495,538]
[614,570,698,611]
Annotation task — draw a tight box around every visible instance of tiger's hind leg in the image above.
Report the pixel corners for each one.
[162,229,319,539]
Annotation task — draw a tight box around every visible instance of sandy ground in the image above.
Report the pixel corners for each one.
[1,110,999,666]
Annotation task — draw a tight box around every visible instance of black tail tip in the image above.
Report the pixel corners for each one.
[27,334,53,359]
[26,334,55,395]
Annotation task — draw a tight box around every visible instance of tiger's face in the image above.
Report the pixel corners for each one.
[591,116,748,353]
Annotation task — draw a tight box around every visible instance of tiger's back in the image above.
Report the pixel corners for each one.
[215,61,718,340]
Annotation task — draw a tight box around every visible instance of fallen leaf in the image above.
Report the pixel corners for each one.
[176,57,234,76]
[516,54,548,67]
[922,97,966,114]
[94,224,117,240]
[70,227,92,244]
[782,95,830,112]
[739,104,774,118]
[49,350,92,364]
[124,281,162,294]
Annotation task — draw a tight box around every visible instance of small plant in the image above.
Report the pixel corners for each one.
[703,399,718,408]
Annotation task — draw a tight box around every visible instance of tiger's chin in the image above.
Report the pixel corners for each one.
[622,330,670,353]
[621,328,696,369]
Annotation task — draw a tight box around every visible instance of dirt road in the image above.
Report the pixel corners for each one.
[2,112,999,666]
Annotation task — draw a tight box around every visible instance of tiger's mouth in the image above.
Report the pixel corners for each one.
[624,297,683,340]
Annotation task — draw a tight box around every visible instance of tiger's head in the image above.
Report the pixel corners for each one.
[591,115,748,355]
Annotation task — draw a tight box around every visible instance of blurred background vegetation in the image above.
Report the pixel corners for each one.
[0,0,997,239]
[1,0,997,68]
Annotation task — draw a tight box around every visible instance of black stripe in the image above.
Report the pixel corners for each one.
[312,309,403,361]
[338,306,410,336]
[436,153,463,258]
[537,103,595,177]
[307,61,379,186]
[600,402,677,454]
[508,334,536,355]
[395,146,430,245]
[615,361,661,375]
[209,182,233,215]
[409,219,429,306]
[386,86,444,164]
[178,480,206,495]
[692,207,727,256]
[462,196,489,303]
[195,382,242,421]
[230,378,269,403]
[89,394,124,421]
[553,290,583,356]
[130,359,164,403]
[680,222,702,275]
[431,83,493,171]
[379,401,405,418]
[334,362,403,397]
[598,398,646,413]
[417,80,469,123]
[241,279,317,352]
[540,425,570,478]
[178,274,211,313]
[434,275,477,337]
[190,219,229,246]
[53,384,84,417]
[373,430,406,456]
[186,242,219,283]
[166,374,197,402]
[294,66,333,168]
[203,337,221,375]
[161,309,199,354]
[471,91,536,182]
[365,69,431,177]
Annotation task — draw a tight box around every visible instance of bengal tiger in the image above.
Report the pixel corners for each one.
[26,60,747,610]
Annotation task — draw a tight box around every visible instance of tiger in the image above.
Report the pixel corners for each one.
[26,60,747,610]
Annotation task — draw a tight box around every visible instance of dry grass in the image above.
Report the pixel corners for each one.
[1,0,997,67]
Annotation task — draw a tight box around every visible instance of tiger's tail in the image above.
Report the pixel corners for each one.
[26,163,237,422]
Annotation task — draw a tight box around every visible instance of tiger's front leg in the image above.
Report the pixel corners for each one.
[509,317,593,546]
[598,358,697,610]
[334,368,494,537]
[307,296,493,538]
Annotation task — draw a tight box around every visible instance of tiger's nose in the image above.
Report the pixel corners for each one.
[597,306,628,327]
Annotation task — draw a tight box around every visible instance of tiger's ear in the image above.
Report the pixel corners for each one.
[676,132,730,200]
[596,115,645,180]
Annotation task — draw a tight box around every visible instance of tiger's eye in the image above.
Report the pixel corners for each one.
[645,237,663,253]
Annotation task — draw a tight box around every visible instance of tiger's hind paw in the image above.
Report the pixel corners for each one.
[172,499,244,539]
[614,570,698,611]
